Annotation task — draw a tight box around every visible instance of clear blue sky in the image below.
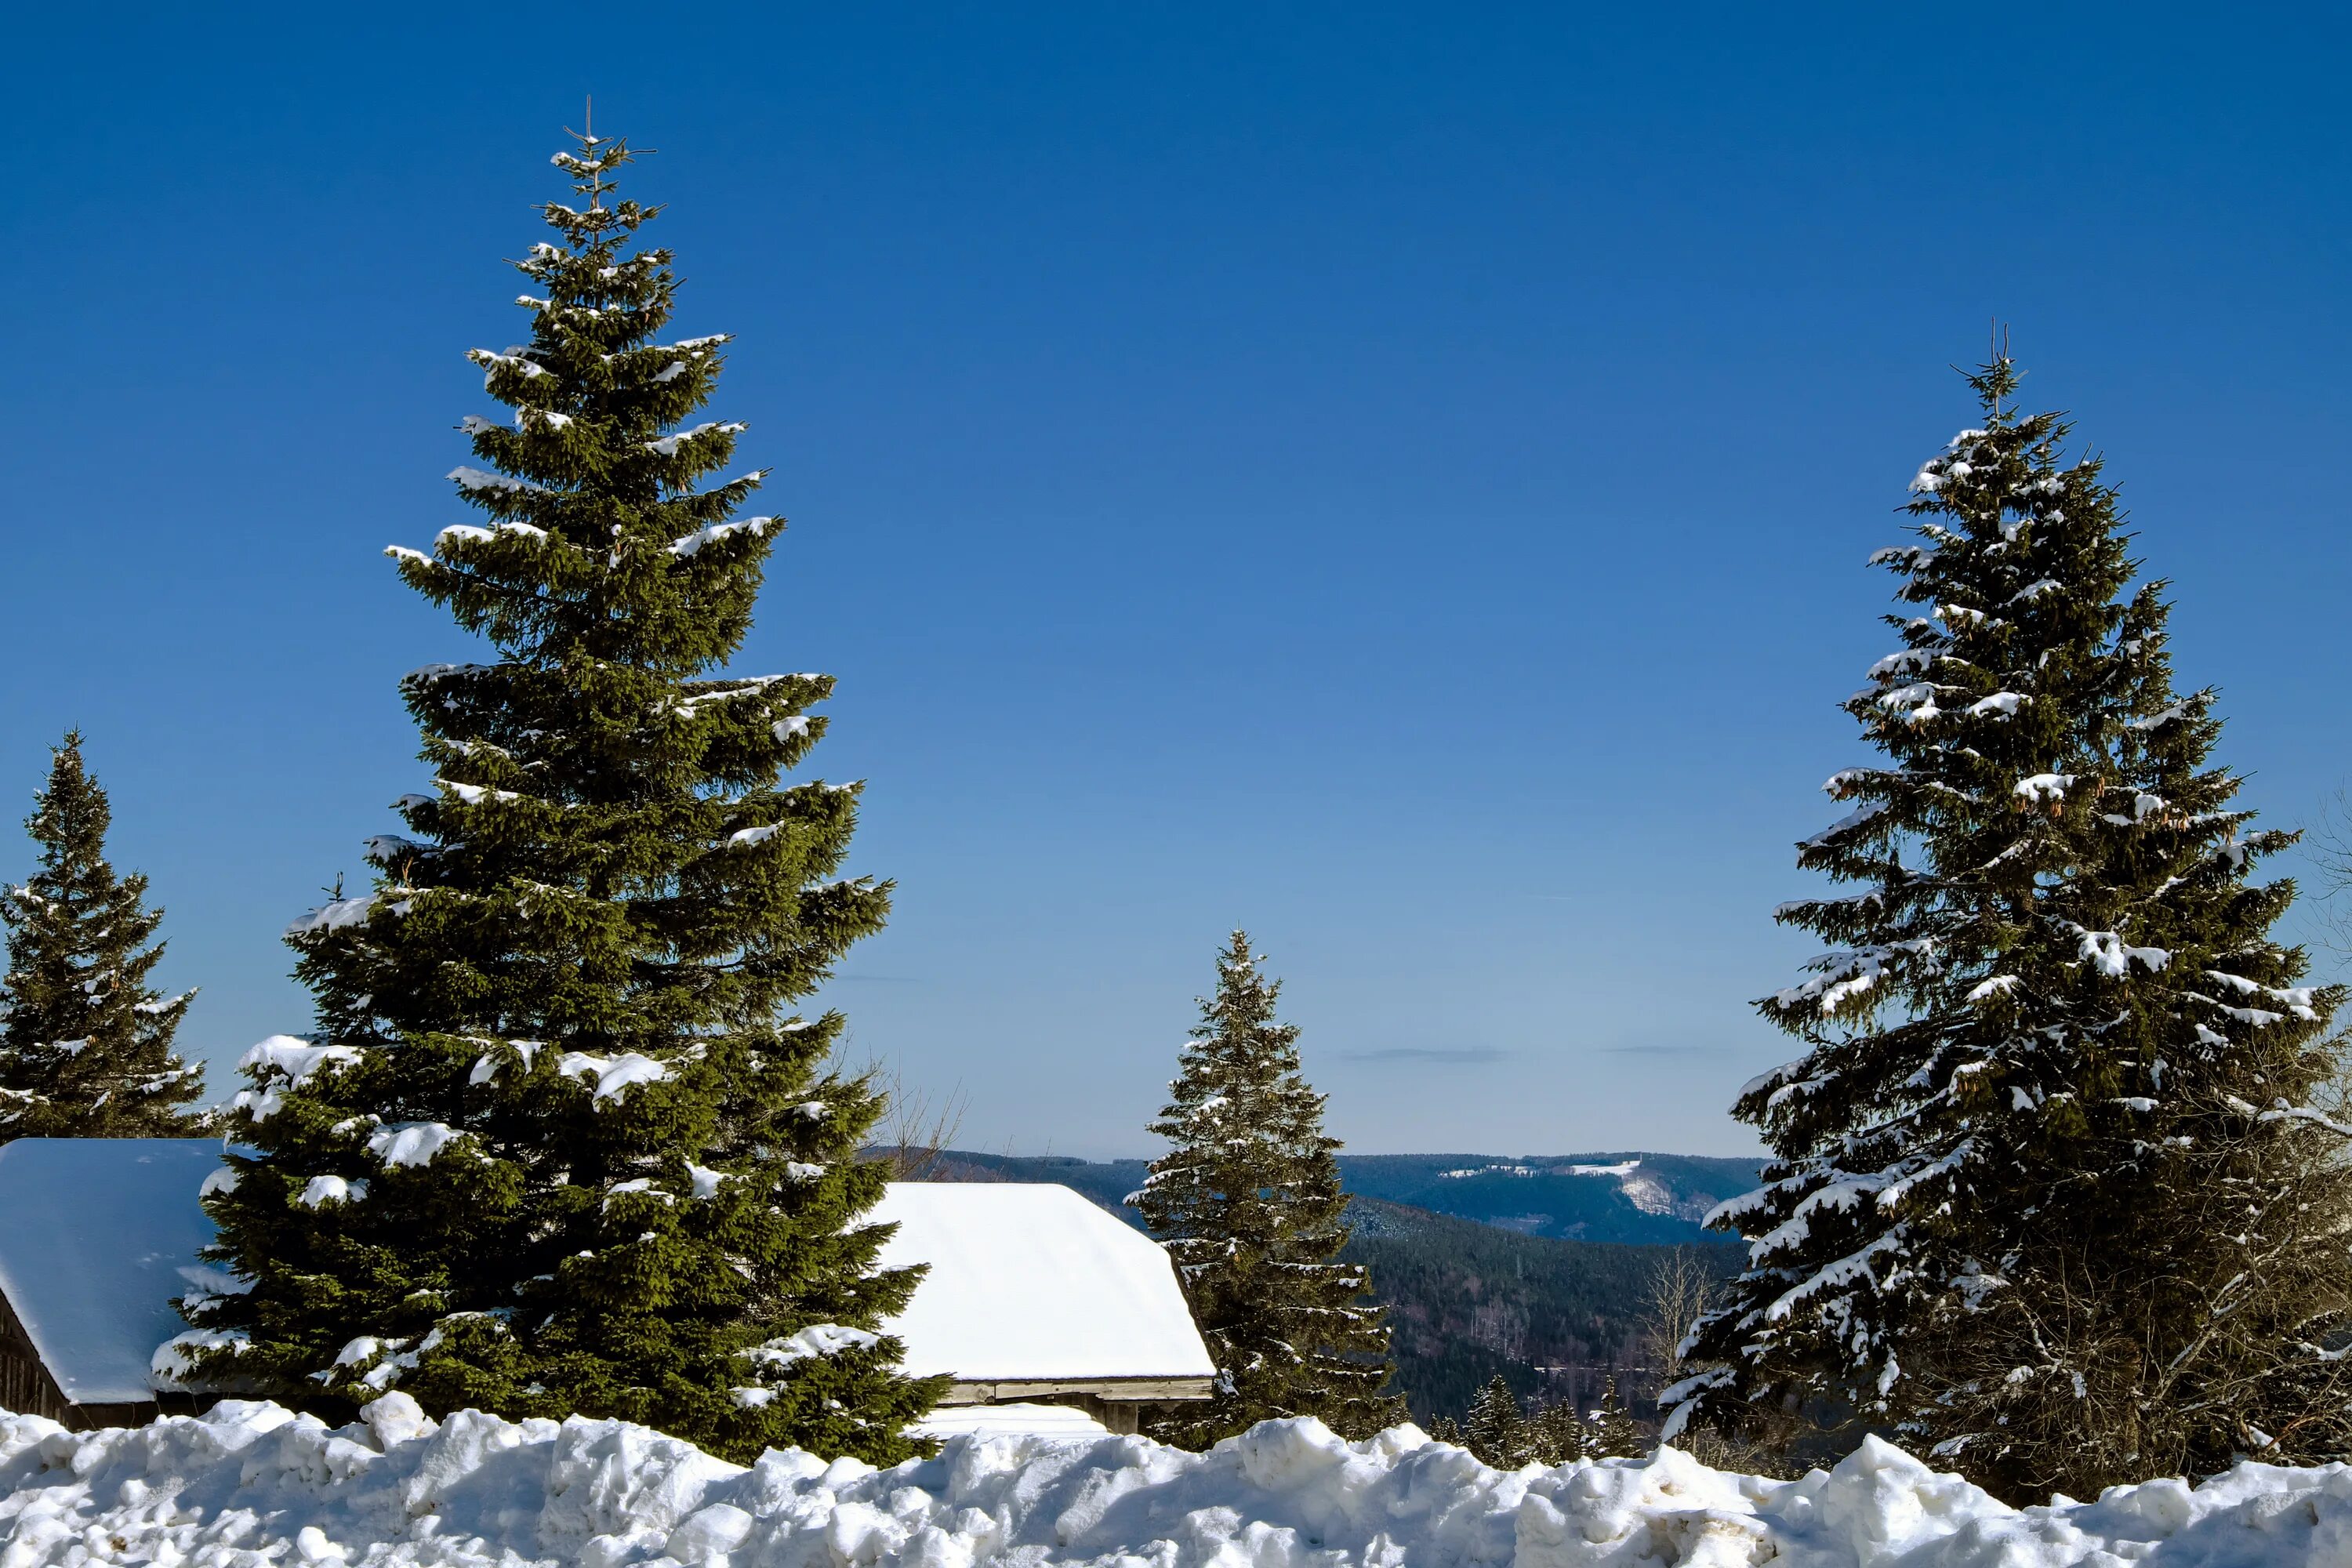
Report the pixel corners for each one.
[5,5,2346,1157]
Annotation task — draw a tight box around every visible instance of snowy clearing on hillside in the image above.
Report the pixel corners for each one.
[2,1398,2347,1567]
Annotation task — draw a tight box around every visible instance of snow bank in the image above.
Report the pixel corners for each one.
[911,1403,1109,1442]
[3,1399,2348,1567]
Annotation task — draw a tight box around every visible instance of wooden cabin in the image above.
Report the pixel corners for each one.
[0,1141,1212,1436]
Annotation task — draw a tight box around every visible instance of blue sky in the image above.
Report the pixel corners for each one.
[5,5,2346,1157]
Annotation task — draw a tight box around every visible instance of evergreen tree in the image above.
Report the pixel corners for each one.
[1135,931,1406,1445]
[167,133,946,1465]
[1526,1397,1589,1467]
[1463,1374,1530,1466]
[0,733,201,1140]
[1668,358,2352,1499]
[1583,1376,1645,1458]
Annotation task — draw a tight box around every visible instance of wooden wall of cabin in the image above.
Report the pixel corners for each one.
[0,1288,71,1423]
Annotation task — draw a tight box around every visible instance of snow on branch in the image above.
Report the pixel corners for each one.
[668,517,777,557]
[1773,939,1937,1014]
[447,466,550,497]
[2071,927,2171,978]
[555,1051,671,1101]
[643,420,746,457]
[1799,800,1889,852]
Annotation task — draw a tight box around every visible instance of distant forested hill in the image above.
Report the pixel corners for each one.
[1339,1152,1762,1244]
[916,1149,1761,1246]
[1342,1198,1738,1423]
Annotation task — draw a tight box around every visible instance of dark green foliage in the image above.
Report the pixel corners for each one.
[172,135,945,1465]
[1456,1374,1613,1468]
[1527,1399,1592,1465]
[1673,358,2352,1501]
[0,733,201,1140]
[1136,931,1406,1444]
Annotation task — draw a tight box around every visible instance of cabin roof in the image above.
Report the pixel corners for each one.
[871,1182,1216,1385]
[0,1138,223,1405]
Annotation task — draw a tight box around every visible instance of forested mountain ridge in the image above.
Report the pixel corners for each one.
[1340,1197,1737,1422]
[915,1149,1760,1246]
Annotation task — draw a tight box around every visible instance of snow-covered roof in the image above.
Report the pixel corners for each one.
[870,1183,1214,1385]
[0,1138,222,1405]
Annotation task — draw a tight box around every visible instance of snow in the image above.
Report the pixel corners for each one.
[239,1037,362,1087]
[0,1140,223,1405]
[737,1324,879,1371]
[2013,772,2075,804]
[555,1052,671,1102]
[2074,929,2171,977]
[912,1403,1112,1441]
[869,1184,1215,1384]
[1566,1160,1640,1178]
[666,517,775,557]
[365,1123,467,1168]
[296,1175,367,1209]
[642,420,745,457]
[436,520,549,548]
[2130,700,2194,731]
[2,1401,2348,1568]
[284,897,383,938]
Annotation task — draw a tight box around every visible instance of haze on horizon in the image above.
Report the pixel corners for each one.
[4,6,2347,1160]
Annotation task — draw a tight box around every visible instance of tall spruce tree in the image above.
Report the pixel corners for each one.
[1667,358,2352,1499]
[0,733,201,1140]
[1134,931,1405,1445]
[166,134,946,1465]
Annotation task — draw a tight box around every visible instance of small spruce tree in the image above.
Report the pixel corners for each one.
[1583,1376,1646,1458]
[1668,357,2352,1499]
[168,133,945,1465]
[1135,931,1406,1444]
[1526,1397,1588,1467]
[0,732,201,1140]
[1464,1374,1530,1467]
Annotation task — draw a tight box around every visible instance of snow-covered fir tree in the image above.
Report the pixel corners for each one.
[0,732,201,1141]
[168,135,946,1465]
[1667,358,2352,1500]
[1134,931,1405,1444]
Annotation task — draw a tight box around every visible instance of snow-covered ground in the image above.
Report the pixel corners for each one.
[2,1397,2346,1567]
